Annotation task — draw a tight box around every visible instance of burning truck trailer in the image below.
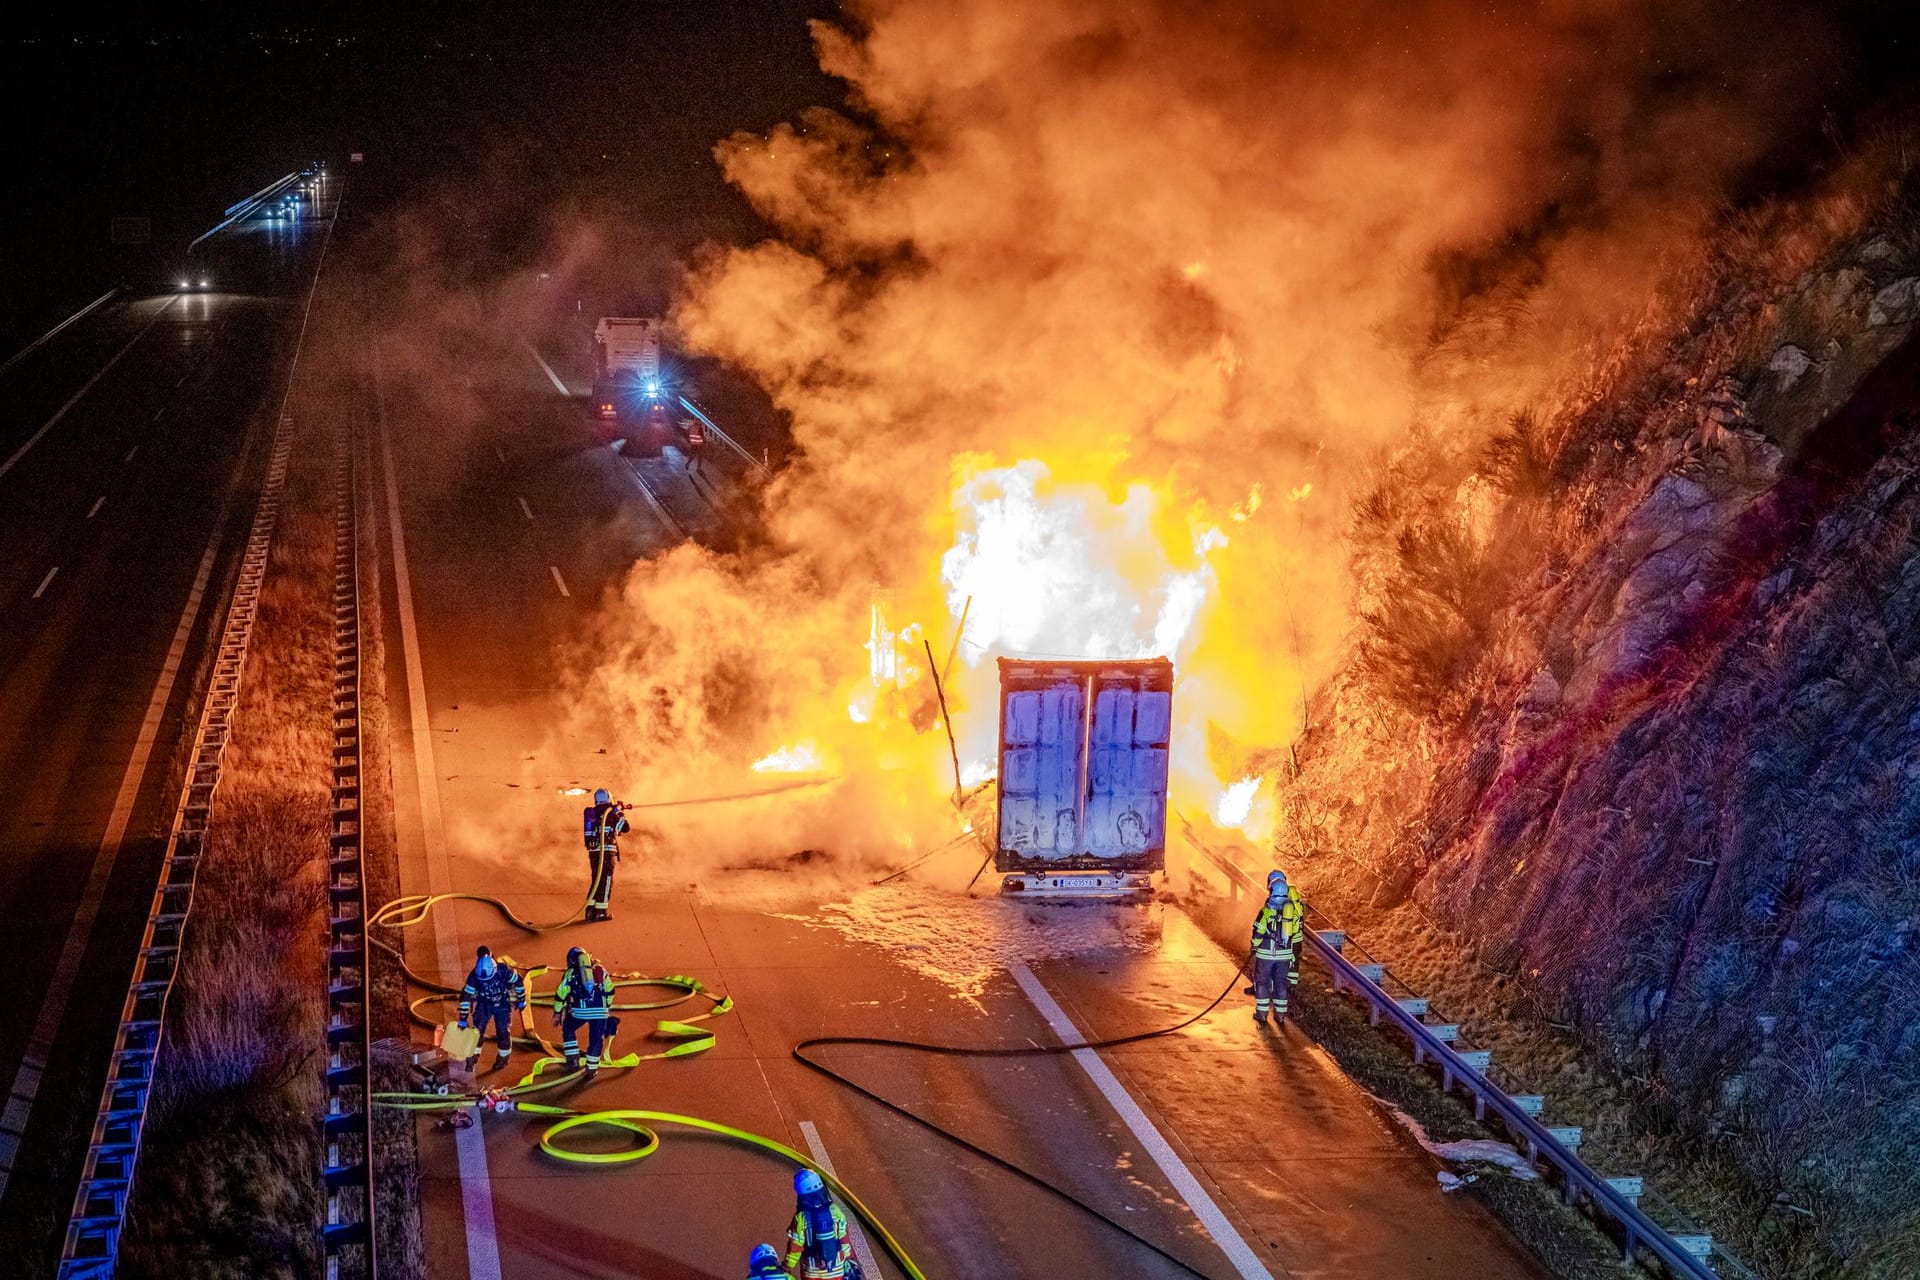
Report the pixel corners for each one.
[994,656,1173,897]
[590,316,703,449]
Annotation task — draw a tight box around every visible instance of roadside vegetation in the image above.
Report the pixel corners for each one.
[119,406,333,1276]
[1271,119,1920,1278]
[120,275,424,1275]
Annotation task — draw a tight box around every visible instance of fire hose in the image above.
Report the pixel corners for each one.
[793,951,1254,1280]
[367,880,931,1278]
[365,797,1242,1278]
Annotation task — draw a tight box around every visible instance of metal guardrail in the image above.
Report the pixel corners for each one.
[622,457,690,541]
[1182,833,1718,1280]
[321,418,378,1276]
[678,396,771,478]
[0,288,118,380]
[190,170,302,251]
[57,426,297,1277]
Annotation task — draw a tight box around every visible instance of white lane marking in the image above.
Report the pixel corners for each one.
[176,373,188,388]
[152,407,166,422]
[87,496,105,520]
[1,172,342,1201]
[30,567,58,598]
[124,444,139,463]
[0,287,117,380]
[0,517,226,1198]
[525,342,570,396]
[797,1120,883,1279]
[377,364,504,1280]
[549,565,570,598]
[517,496,534,521]
[621,459,687,541]
[493,444,507,466]
[1008,961,1274,1280]
[0,296,176,483]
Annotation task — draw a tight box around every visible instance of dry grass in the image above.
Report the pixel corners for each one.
[352,419,427,1278]
[119,407,336,1275]
[1275,124,1920,1280]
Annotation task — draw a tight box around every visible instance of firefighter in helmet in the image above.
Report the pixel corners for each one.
[746,1242,787,1279]
[582,787,629,922]
[1251,869,1305,1026]
[786,1168,861,1279]
[456,944,526,1072]
[551,945,620,1079]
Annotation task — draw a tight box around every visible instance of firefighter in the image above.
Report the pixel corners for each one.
[746,1243,787,1279]
[1251,869,1305,1026]
[551,945,620,1079]
[582,787,629,922]
[457,944,527,1071]
[786,1168,861,1279]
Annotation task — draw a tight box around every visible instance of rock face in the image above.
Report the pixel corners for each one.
[1289,215,1920,1272]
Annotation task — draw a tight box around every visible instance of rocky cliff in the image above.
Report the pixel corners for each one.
[1277,152,1920,1276]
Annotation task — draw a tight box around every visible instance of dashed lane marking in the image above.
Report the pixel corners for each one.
[549,565,570,598]
[0,296,177,483]
[525,342,570,396]
[517,496,534,521]
[1008,961,1276,1280]
[31,567,58,598]
[798,1121,883,1279]
[0,518,226,1199]
[86,496,105,519]
[123,444,139,463]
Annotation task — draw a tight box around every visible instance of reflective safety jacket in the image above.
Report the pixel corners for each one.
[552,966,615,1021]
[458,963,527,1019]
[583,802,629,853]
[1252,886,1305,960]
[786,1201,855,1277]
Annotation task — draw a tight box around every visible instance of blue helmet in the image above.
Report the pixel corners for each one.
[794,1168,826,1203]
[1267,869,1288,898]
[594,788,612,805]
[748,1243,780,1269]
[477,955,496,979]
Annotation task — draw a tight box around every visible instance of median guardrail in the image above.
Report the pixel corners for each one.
[58,425,295,1277]
[678,396,771,478]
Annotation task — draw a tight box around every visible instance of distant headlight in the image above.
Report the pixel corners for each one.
[179,280,190,289]
[198,280,209,288]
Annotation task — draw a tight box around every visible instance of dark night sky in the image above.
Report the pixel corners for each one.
[3,0,1916,350]
[0,3,842,345]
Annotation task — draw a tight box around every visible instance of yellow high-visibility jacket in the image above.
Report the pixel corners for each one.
[1252,886,1305,960]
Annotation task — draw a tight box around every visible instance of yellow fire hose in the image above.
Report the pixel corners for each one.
[369,862,929,1277]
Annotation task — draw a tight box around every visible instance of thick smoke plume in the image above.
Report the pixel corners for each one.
[582,0,1857,866]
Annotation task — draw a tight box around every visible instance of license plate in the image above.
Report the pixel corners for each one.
[1053,877,1103,889]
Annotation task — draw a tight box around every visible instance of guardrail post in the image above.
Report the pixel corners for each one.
[1182,831,1728,1280]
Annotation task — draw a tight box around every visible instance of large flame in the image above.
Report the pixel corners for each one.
[569,0,1851,867]
[941,460,1223,665]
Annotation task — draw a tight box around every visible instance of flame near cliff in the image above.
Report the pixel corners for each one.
[577,0,1860,866]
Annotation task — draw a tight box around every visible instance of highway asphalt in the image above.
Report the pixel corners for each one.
[0,175,339,1265]
[363,279,1555,1277]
